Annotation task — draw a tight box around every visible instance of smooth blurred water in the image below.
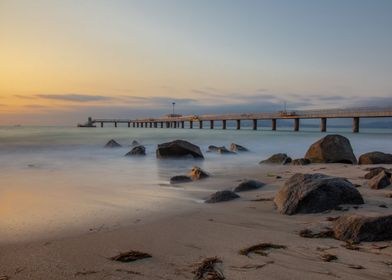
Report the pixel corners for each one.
[0,125,391,243]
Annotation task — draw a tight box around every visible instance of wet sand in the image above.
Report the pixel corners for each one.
[1,163,392,280]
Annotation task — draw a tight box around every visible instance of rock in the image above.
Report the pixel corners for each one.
[170,175,192,184]
[205,190,240,203]
[364,167,391,179]
[333,214,392,242]
[208,145,235,154]
[105,139,121,148]
[131,140,140,146]
[274,173,364,215]
[230,143,248,152]
[368,171,391,189]
[233,180,265,192]
[189,166,209,180]
[156,140,204,159]
[260,153,292,165]
[291,158,311,166]
[125,145,146,156]
[304,135,357,164]
[358,151,392,165]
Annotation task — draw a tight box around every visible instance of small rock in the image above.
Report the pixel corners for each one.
[358,151,392,165]
[131,140,140,146]
[105,139,121,148]
[333,214,392,242]
[260,153,292,165]
[368,171,391,189]
[205,190,240,203]
[364,167,391,179]
[291,158,311,166]
[170,175,192,184]
[230,143,248,152]
[208,145,235,154]
[125,145,146,156]
[379,204,388,208]
[233,180,265,192]
[189,166,209,180]
[320,253,337,262]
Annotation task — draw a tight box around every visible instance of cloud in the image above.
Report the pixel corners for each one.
[14,95,37,100]
[36,94,114,102]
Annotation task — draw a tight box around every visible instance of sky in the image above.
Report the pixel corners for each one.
[0,0,391,125]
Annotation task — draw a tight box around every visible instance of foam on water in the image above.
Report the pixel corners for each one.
[0,126,391,243]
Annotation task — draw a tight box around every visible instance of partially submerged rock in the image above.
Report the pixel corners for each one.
[208,145,235,154]
[156,140,204,159]
[131,140,140,146]
[233,180,265,192]
[274,173,364,215]
[105,139,121,148]
[230,143,248,152]
[260,153,292,165]
[364,167,391,179]
[189,166,209,180]
[358,151,392,165]
[205,190,240,203]
[304,135,357,164]
[368,171,391,189]
[170,175,192,184]
[291,158,311,166]
[125,145,146,156]
[333,214,392,242]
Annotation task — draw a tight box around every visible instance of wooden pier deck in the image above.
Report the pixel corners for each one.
[80,107,392,133]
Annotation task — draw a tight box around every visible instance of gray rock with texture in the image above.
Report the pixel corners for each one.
[260,153,292,165]
[368,171,391,189]
[156,140,204,159]
[205,190,240,203]
[233,180,265,192]
[274,173,364,215]
[358,151,392,165]
[105,139,121,148]
[125,145,146,156]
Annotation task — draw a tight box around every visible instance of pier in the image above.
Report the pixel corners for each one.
[80,107,392,133]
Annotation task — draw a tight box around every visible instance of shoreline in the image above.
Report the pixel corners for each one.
[1,163,391,279]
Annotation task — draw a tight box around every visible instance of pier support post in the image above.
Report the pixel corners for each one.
[252,119,257,130]
[128,122,130,128]
[166,122,170,128]
[141,123,144,128]
[222,120,226,129]
[101,122,103,128]
[236,120,241,130]
[150,122,153,128]
[210,120,214,129]
[154,122,157,128]
[173,121,177,128]
[189,121,193,129]
[132,122,135,128]
[353,117,360,133]
[114,122,117,128]
[136,123,139,128]
[320,118,327,132]
[272,119,277,131]
[181,121,185,128]
[160,122,164,128]
[294,119,300,131]
[199,120,203,129]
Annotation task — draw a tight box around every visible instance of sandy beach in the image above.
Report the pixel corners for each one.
[1,163,391,280]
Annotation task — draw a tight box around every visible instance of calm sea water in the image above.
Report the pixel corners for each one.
[0,125,391,243]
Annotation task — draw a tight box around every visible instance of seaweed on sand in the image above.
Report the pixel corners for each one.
[239,243,287,257]
[192,257,225,280]
[299,229,334,238]
[110,250,152,263]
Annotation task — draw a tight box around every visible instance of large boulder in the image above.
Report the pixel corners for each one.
[230,143,248,152]
[156,140,204,159]
[205,190,240,203]
[125,145,146,156]
[304,135,357,164]
[189,166,209,180]
[358,151,392,165]
[208,145,235,154]
[105,139,121,148]
[274,173,364,215]
[260,153,292,165]
[333,214,392,242]
[368,171,391,189]
[233,180,265,192]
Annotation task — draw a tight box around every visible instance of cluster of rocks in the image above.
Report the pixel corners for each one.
[207,143,248,154]
[104,139,146,156]
[170,166,210,184]
[364,167,392,189]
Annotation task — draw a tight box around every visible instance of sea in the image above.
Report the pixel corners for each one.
[0,125,391,243]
